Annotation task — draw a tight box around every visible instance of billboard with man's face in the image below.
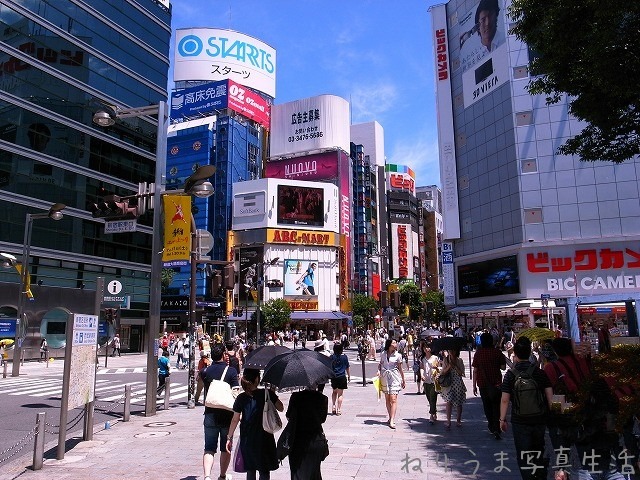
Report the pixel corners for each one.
[458,0,509,107]
[284,259,318,297]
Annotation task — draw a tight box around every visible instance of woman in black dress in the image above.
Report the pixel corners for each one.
[226,368,283,480]
[287,385,329,479]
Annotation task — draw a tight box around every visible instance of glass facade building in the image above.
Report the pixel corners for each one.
[0,0,172,352]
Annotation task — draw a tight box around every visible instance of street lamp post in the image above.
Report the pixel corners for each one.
[12,203,66,377]
[93,101,168,416]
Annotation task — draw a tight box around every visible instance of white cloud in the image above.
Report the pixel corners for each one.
[350,83,398,122]
[387,135,441,187]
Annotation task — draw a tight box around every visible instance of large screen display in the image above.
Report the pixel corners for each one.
[458,255,520,299]
[277,185,324,227]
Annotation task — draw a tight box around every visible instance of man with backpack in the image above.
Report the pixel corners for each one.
[500,337,552,480]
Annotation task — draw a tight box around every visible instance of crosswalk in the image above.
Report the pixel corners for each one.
[0,375,190,403]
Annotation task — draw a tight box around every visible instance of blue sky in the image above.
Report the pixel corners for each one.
[169,0,442,187]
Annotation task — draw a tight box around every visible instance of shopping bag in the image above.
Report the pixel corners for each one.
[233,443,246,473]
[372,375,382,400]
[262,388,282,434]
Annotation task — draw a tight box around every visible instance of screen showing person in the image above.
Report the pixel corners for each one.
[277,185,324,226]
[283,259,318,296]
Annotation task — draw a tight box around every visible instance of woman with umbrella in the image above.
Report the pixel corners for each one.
[377,338,406,429]
[286,385,329,479]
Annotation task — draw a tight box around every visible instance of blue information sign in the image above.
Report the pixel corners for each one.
[0,319,17,337]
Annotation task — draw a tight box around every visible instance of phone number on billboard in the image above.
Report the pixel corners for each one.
[288,132,323,142]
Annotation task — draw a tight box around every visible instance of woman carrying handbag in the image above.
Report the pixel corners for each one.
[439,348,467,429]
[226,368,283,480]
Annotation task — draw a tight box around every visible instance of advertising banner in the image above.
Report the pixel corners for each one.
[162,194,192,267]
[170,80,228,119]
[239,246,263,305]
[431,4,461,239]
[265,151,339,181]
[269,95,350,157]
[174,28,276,98]
[284,259,318,297]
[227,80,271,130]
[391,223,414,280]
[267,229,336,246]
[458,0,509,107]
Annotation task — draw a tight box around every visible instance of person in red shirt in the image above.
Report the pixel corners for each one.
[472,332,506,439]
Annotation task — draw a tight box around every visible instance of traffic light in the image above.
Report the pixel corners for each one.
[223,264,235,290]
[210,271,222,297]
[88,195,137,219]
[390,291,400,308]
[379,291,389,308]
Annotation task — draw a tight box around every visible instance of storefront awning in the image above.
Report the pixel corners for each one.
[449,300,532,314]
[290,311,350,320]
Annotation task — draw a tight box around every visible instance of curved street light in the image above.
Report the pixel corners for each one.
[12,202,66,376]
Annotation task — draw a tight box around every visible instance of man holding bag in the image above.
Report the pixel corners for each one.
[201,343,240,480]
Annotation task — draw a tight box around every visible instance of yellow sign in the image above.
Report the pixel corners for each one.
[162,194,191,265]
[286,300,319,311]
[267,229,336,246]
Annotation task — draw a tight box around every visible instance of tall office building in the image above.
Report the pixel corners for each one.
[0,0,172,353]
[351,121,389,295]
[431,1,640,342]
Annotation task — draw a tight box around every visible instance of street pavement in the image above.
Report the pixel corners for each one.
[0,348,527,480]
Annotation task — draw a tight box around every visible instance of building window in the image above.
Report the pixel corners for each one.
[524,208,543,224]
[521,159,537,173]
[515,111,533,126]
[513,66,528,79]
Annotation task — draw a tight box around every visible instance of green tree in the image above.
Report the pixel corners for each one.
[423,290,449,326]
[352,314,365,331]
[260,298,291,332]
[399,282,423,320]
[351,293,379,319]
[509,0,640,163]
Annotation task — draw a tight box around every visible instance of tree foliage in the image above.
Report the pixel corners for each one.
[261,298,291,332]
[161,268,175,293]
[399,282,423,320]
[351,294,379,319]
[423,290,449,326]
[509,0,640,163]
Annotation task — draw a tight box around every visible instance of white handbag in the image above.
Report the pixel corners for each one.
[205,366,240,411]
[262,388,282,434]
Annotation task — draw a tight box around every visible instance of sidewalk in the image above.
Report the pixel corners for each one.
[0,349,525,480]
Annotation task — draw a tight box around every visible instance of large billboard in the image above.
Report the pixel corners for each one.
[269,95,350,157]
[391,223,414,280]
[431,4,461,240]
[457,255,520,299]
[174,28,276,98]
[277,185,324,227]
[265,151,339,181]
[238,246,264,305]
[170,79,270,129]
[458,0,509,107]
[385,164,416,195]
[283,259,318,297]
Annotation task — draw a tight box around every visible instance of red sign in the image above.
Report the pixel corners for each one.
[527,248,640,273]
[397,225,409,278]
[435,29,448,81]
[388,173,415,195]
[228,80,271,130]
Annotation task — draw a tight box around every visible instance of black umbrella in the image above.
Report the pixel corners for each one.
[244,345,290,369]
[419,328,444,339]
[429,336,467,354]
[262,348,334,390]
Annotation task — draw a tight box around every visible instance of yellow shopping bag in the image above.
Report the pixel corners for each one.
[372,375,382,400]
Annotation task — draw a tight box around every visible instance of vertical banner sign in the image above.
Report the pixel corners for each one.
[162,194,192,267]
[442,242,456,305]
[431,4,461,240]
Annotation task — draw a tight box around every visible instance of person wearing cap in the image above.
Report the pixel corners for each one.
[314,338,330,394]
